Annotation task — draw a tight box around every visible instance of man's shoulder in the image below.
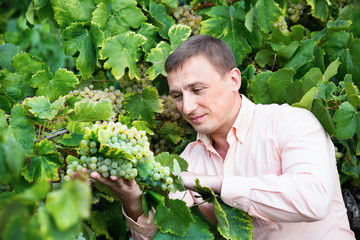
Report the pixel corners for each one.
[179,140,206,159]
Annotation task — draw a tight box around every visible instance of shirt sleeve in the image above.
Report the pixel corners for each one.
[221,107,336,222]
[123,207,157,240]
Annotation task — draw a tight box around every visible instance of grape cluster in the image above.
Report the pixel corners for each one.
[119,62,152,94]
[159,95,181,121]
[64,121,175,192]
[287,1,306,22]
[69,85,126,116]
[0,184,11,193]
[273,15,289,34]
[73,232,86,240]
[173,5,202,36]
[335,147,343,159]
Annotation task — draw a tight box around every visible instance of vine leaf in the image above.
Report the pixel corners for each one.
[311,98,335,136]
[306,0,330,22]
[194,179,254,240]
[247,71,272,104]
[200,6,262,64]
[153,214,214,240]
[62,23,104,80]
[344,75,360,108]
[23,139,64,182]
[254,0,282,33]
[333,101,360,139]
[0,118,26,185]
[1,52,48,102]
[45,179,91,231]
[159,121,184,144]
[149,2,175,39]
[146,24,191,80]
[0,43,20,71]
[29,69,79,102]
[100,31,147,80]
[154,199,194,236]
[0,104,35,155]
[24,96,67,120]
[88,201,127,240]
[51,0,95,28]
[137,23,158,53]
[68,99,113,122]
[123,86,163,125]
[92,0,147,39]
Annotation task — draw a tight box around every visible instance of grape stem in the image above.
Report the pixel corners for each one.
[41,129,69,140]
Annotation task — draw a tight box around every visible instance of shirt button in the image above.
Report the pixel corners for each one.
[233,202,237,207]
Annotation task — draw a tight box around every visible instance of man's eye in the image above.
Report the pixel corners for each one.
[194,88,202,93]
[172,94,181,99]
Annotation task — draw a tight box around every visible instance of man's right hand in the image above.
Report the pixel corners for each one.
[90,172,144,221]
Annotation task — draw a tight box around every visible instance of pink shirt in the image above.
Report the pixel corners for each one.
[127,95,355,240]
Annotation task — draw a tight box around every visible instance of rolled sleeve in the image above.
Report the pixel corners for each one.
[122,207,157,239]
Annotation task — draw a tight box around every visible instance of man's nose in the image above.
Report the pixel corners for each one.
[182,94,197,115]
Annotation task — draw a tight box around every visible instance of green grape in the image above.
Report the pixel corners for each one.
[172,5,202,36]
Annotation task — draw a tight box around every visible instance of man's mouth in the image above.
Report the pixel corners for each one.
[190,114,205,123]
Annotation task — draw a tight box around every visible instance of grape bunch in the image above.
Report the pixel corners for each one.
[335,147,343,160]
[287,1,306,22]
[159,95,181,121]
[172,5,202,36]
[273,15,289,34]
[0,184,11,193]
[69,84,126,116]
[64,121,175,192]
[119,62,152,94]
[72,232,86,240]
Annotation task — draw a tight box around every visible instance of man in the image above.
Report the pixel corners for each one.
[91,35,355,239]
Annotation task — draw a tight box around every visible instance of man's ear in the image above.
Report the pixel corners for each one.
[229,68,241,91]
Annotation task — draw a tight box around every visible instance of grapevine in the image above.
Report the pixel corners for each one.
[172,5,202,36]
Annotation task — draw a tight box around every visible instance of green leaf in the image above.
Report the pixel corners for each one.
[133,120,154,135]
[201,6,262,64]
[322,32,360,85]
[193,179,229,235]
[254,49,274,68]
[61,131,84,146]
[344,76,360,108]
[23,139,63,182]
[19,179,50,202]
[154,152,188,172]
[267,68,302,104]
[302,67,323,91]
[254,0,282,33]
[154,199,194,236]
[247,71,272,104]
[88,201,127,240]
[153,214,214,240]
[46,179,91,230]
[159,121,184,144]
[98,144,134,161]
[168,24,191,51]
[333,101,359,139]
[146,41,172,80]
[149,2,175,39]
[137,23,158,53]
[0,126,26,185]
[316,81,336,101]
[24,96,66,120]
[292,86,317,111]
[100,31,147,80]
[0,43,20,71]
[68,99,113,122]
[123,86,163,125]
[62,23,103,80]
[218,198,254,240]
[323,58,341,82]
[311,98,335,136]
[0,105,36,155]
[284,39,316,70]
[92,0,147,38]
[50,0,95,28]
[1,53,48,102]
[306,0,330,22]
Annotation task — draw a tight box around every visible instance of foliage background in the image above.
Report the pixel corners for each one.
[1,0,360,239]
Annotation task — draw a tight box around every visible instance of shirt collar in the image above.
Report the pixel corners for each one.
[197,94,256,146]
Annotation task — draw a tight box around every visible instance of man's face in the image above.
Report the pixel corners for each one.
[167,55,241,138]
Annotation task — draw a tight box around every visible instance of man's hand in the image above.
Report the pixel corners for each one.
[181,172,224,195]
[90,172,143,221]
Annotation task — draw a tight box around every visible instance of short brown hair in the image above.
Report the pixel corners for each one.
[164,35,237,76]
